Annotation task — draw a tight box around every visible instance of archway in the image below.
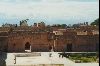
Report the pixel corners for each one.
[25,42,31,52]
[49,45,54,52]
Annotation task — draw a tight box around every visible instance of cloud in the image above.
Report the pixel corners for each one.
[0,0,99,25]
[0,0,99,3]
[0,0,99,17]
[66,0,99,2]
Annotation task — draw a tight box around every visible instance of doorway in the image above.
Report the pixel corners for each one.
[49,45,54,52]
[25,42,31,52]
[66,44,72,52]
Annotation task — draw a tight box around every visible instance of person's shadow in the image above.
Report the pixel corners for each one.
[0,51,7,66]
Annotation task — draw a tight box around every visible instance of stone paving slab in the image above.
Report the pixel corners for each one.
[5,53,99,66]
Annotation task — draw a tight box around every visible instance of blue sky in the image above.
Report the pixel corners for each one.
[0,0,99,26]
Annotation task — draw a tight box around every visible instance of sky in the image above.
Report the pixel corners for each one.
[0,0,99,26]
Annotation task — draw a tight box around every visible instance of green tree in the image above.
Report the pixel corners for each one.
[91,18,99,26]
[61,24,67,28]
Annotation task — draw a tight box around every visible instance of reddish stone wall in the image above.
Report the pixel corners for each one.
[7,32,55,52]
[0,37,8,52]
[73,35,98,52]
[0,27,99,52]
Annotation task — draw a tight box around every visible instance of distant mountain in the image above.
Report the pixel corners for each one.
[91,18,99,26]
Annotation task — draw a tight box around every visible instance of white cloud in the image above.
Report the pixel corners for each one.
[0,0,99,24]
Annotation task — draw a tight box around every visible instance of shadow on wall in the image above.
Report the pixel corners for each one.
[0,51,7,66]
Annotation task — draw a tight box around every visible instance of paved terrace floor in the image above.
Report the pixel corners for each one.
[5,52,99,66]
